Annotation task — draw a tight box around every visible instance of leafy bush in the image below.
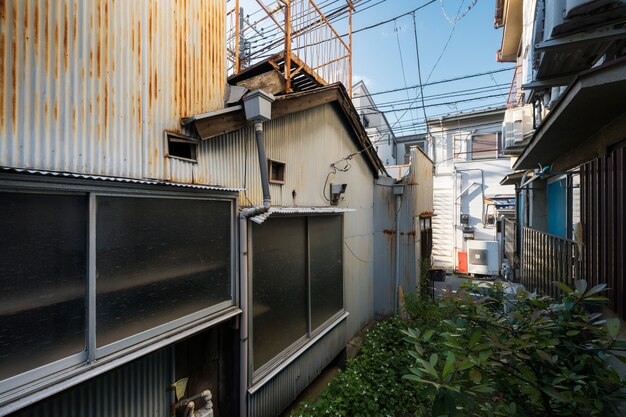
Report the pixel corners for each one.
[291,318,429,417]
[403,280,626,417]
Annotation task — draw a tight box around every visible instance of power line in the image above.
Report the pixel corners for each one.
[352,67,514,98]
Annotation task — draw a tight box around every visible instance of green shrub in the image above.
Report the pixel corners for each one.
[403,280,626,417]
[291,318,430,417]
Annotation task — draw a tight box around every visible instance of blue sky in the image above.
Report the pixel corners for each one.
[236,0,515,136]
[349,0,514,134]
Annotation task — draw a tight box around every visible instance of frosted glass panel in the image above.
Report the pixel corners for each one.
[96,196,232,347]
[252,217,307,370]
[0,192,87,380]
[309,216,344,329]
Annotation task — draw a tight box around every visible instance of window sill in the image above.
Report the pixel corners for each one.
[0,306,241,416]
[249,311,349,393]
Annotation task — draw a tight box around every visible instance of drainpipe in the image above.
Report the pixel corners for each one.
[239,90,274,417]
[393,183,404,315]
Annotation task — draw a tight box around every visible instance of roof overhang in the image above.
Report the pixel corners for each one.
[514,58,626,170]
[497,0,523,62]
[181,84,387,177]
[250,206,355,224]
[500,170,527,186]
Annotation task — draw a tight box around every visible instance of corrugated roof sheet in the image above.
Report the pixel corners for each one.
[250,206,355,224]
[0,167,242,192]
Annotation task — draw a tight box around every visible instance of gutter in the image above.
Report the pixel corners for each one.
[239,121,271,417]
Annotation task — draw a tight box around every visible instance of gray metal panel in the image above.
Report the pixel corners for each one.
[198,104,376,339]
[1,0,225,182]
[10,349,171,417]
[248,321,346,417]
[373,149,433,317]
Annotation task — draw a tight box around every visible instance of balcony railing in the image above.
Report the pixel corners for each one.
[506,65,524,109]
[521,227,581,298]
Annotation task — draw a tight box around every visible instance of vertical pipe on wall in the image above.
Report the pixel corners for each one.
[240,122,272,417]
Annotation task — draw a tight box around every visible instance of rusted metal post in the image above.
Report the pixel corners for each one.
[347,0,353,97]
[284,0,292,92]
[235,0,241,73]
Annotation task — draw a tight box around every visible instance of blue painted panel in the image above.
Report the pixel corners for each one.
[547,179,567,238]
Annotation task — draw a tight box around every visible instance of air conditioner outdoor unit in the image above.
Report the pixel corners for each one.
[502,106,533,148]
[466,240,500,276]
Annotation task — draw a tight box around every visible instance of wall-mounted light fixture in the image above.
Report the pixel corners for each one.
[329,183,347,205]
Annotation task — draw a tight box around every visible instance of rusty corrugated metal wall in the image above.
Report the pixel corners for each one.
[0,0,225,181]
[373,148,433,317]
[580,143,626,318]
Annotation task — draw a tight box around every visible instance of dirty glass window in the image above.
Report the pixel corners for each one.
[309,216,344,330]
[0,192,87,381]
[96,196,232,347]
[472,133,498,160]
[252,217,308,370]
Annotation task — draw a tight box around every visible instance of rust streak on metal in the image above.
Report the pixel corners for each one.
[63,3,68,71]
[0,1,6,129]
[11,1,17,126]
[137,20,141,74]
[73,3,77,42]
[54,5,59,78]
[96,2,101,78]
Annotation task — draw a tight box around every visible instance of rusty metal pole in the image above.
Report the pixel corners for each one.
[235,0,241,73]
[284,0,292,92]
[347,0,353,98]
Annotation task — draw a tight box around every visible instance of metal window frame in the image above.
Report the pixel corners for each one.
[0,176,239,410]
[165,130,199,163]
[249,213,345,384]
[471,132,499,161]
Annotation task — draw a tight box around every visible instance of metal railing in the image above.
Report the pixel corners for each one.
[521,227,581,298]
[503,218,517,268]
[226,0,353,95]
[506,65,524,109]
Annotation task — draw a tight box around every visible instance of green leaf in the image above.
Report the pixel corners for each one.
[470,384,496,394]
[458,359,474,371]
[430,353,439,369]
[574,280,588,293]
[553,281,573,293]
[469,368,482,384]
[536,349,552,362]
[566,330,580,336]
[543,387,569,402]
[419,358,439,378]
[422,329,435,342]
[607,318,621,338]
[442,353,455,380]
[469,330,481,346]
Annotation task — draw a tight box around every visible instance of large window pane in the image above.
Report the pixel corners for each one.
[472,133,498,160]
[96,196,232,347]
[252,217,307,370]
[0,192,87,380]
[309,216,344,329]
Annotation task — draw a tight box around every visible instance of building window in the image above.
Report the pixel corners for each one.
[166,131,198,162]
[0,180,235,398]
[471,133,498,160]
[361,114,370,128]
[251,215,344,374]
[268,159,286,184]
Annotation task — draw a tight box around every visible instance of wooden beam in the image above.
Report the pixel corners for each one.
[271,88,339,119]
[236,69,286,95]
[193,110,249,140]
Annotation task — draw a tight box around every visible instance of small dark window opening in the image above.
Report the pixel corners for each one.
[268,159,286,184]
[166,131,198,162]
[361,114,370,128]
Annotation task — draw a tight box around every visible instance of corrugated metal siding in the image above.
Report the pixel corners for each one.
[10,349,171,417]
[1,0,225,181]
[200,104,376,339]
[248,321,346,417]
[581,144,626,318]
[373,149,433,317]
[432,175,454,269]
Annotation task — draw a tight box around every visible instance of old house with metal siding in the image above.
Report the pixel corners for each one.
[1,1,239,416]
[494,0,626,312]
[183,84,387,417]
